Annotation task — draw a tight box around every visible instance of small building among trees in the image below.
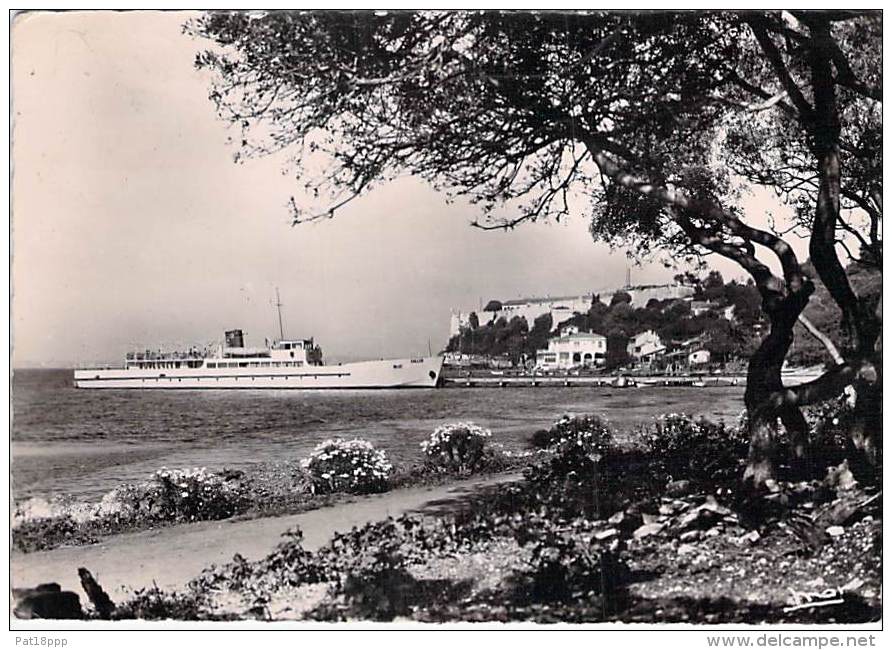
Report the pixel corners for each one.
[688,349,711,366]
[626,330,666,365]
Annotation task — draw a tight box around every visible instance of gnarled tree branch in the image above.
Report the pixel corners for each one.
[797,314,844,364]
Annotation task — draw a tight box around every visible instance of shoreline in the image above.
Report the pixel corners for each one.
[440,367,825,388]
[11,453,530,554]
[11,471,523,599]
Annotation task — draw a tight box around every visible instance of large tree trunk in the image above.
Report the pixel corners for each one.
[805,16,883,482]
[742,293,811,489]
[847,371,882,481]
[780,405,811,479]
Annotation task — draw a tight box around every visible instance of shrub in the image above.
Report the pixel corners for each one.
[639,413,705,458]
[112,586,229,621]
[421,422,493,473]
[96,483,150,522]
[526,415,615,487]
[804,395,856,466]
[330,532,415,621]
[87,466,250,524]
[301,438,392,494]
[188,528,327,615]
[530,429,553,449]
[508,514,628,607]
[546,415,614,456]
[12,467,252,552]
[11,515,99,552]
[635,413,748,483]
[147,467,250,522]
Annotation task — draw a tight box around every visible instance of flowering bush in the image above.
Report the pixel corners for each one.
[642,413,706,457]
[301,438,392,494]
[544,415,614,457]
[421,422,493,473]
[12,467,251,552]
[635,413,748,483]
[147,467,249,522]
[525,415,615,488]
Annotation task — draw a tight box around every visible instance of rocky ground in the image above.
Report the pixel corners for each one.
[12,414,883,625]
[12,481,882,624]
[92,470,879,624]
[401,487,882,624]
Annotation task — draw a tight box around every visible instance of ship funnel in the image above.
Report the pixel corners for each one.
[225,329,245,348]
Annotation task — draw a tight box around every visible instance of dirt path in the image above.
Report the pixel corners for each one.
[11,472,521,599]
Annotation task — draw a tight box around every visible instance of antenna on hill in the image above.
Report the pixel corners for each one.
[274,287,285,340]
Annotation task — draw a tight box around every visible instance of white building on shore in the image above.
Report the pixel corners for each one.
[688,349,711,365]
[536,326,607,370]
[627,330,666,364]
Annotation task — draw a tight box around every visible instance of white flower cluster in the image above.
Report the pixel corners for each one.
[13,466,241,528]
[656,412,702,436]
[550,415,612,455]
[490,442,537,459]
[301,438,393,493]
[421,421,492,456]
[153,466,224,497]
[637,412,704,453]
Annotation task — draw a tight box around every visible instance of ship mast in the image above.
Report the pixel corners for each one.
[275,287,285,341]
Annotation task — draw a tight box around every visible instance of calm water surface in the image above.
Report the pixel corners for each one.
[12,369,744,500]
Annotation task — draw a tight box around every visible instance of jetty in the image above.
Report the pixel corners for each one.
[441,374,745,388]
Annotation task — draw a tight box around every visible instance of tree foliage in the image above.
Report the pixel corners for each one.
[609,291,632,307]
[445,315,529,362]
[483,300,503,312]
[192,10,882,486]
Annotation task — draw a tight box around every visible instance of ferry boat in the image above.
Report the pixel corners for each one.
[74,328,443,389]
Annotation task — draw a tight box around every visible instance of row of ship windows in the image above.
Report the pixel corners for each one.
[129,361,203,369]
[207,361,304,368]
[131,374,349,382]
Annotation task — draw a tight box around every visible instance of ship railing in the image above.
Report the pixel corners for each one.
[126,351,208,361]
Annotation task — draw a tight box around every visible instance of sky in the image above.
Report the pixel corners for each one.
[10,11,801,367]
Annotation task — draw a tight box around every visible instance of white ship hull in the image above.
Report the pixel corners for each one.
[75,356,443,389]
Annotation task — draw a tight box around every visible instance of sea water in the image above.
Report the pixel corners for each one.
[12,369,744,501]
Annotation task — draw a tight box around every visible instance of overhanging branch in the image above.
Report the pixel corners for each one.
[583,138,807,293]
[747,17,815,124]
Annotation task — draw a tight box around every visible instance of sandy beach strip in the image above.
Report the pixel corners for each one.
[11,471,522,599]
